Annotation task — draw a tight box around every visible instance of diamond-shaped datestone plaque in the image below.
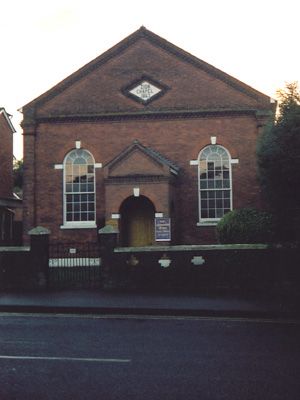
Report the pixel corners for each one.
[129,81,161,101]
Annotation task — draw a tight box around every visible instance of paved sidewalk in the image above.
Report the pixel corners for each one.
[0,290,299,319]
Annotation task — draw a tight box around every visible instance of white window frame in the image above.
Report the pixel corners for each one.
[61,149,97,229]
[197,145,232,226]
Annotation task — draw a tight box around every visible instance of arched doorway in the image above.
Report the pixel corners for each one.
[120,196,155,247]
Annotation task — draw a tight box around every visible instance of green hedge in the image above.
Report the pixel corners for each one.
[215,208,277,244]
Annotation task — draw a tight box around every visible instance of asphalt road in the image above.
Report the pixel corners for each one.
[0,313,299,400]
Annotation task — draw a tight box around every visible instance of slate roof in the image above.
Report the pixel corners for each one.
[0,107,16,133]
[144,144,180,173]
[103,140,180,173]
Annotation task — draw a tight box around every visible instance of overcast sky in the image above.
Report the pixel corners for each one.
[1,0,299,159]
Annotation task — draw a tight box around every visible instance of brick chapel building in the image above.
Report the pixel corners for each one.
[20,27,276,246]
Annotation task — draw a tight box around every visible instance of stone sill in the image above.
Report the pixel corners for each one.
[60,223,97,230]
[197,222,219,226]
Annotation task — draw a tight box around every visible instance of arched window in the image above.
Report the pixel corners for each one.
[198,145,232,222]
[63,149,95,225]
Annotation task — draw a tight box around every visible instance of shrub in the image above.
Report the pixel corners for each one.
[215,208,277,244]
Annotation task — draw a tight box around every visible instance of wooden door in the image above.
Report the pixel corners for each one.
[120,196,155,247]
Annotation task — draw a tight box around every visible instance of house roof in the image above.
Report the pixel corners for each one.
[21,26,275,116]
[0,108,16,133]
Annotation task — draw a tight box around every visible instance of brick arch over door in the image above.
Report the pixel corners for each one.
[111,189,163,216]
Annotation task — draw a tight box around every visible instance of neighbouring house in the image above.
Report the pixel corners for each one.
[20,27,276,246]
[0,108,22,245]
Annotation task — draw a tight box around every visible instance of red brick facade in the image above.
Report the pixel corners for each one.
[0,108,22,244]
[0,109,14,197]
[21,28,276,245]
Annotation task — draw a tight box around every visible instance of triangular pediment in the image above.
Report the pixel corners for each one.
[104,141,179,178]
[22,27,275,121]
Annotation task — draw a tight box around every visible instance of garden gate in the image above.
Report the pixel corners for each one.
[49,243,102,289]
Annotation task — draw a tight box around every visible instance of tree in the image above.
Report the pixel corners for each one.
[13,158,23,194]
[256,82,300,242]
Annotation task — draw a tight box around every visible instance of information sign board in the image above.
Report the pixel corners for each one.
[155,218,171,241]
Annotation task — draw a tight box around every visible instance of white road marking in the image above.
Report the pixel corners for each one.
[0,312,299,324]
[0,355,131,363]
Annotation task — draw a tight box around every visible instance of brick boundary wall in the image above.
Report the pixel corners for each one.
[2,225,299,296]
[0,227,50,291]
[100,238,300,296]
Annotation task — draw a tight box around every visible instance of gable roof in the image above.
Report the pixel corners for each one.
[0,108,16,133]
[103,140,180,174]
[21,27,275,118]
